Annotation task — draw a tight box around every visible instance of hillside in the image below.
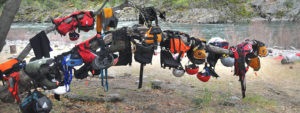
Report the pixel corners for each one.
[1,0,299,23]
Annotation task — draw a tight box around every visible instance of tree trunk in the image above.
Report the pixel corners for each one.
[0,0,22,52]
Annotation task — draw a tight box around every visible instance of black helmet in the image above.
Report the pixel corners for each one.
[91,53,114,69]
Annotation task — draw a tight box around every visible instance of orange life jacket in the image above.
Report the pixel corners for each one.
[96,8,118,33]
[166,31,191,57]
[0,59,19,74]
[144,26,162,44]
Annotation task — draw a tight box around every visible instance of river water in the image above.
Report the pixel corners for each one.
[10,21,299,41]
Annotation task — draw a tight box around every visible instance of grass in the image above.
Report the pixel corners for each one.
[242,95,277,108]
[192,87,213,106]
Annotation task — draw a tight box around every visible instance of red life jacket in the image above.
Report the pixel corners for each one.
[231,41,253,78]
[52,11,95,36]
[76,34,101,64]
[3,72,20,103]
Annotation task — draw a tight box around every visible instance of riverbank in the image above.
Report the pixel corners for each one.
[7,0,300,24]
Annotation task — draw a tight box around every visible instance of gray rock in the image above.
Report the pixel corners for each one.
[150,80,163,89]
[221,101,235,107]
[106,93,124,102]
[229,96,240,101]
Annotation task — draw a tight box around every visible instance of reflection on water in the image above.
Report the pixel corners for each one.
[10,21,299,41]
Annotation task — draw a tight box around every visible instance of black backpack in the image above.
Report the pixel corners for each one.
[134,43,154,64]
[19,91,53,113]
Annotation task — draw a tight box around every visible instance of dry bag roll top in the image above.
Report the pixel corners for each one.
[52,11,94,36]
[144,26,163,44]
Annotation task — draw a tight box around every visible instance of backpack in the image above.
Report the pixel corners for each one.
[19,91,53,113]
[52,11,94,36]
[134,43,154,64]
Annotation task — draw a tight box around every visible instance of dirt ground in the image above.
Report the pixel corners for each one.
[0,43,300,113]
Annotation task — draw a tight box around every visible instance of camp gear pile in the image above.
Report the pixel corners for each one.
[0,7,269,113]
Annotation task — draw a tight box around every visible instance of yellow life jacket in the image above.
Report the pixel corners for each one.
[144,26,162,44]
[96,8,113,33]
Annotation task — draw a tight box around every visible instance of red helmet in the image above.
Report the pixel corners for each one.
[185,64,199,75]
[197,72,211,82]
[69,31,80,41]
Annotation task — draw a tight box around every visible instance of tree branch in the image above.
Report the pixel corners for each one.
[0,0,22,52]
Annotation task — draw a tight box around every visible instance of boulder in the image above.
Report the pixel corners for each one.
[150,80,163,89]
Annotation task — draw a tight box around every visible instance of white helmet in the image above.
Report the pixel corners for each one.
[172,68,185,77]
[221,57,235,67]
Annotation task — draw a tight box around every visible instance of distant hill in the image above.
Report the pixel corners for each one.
[2,0,299,23]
